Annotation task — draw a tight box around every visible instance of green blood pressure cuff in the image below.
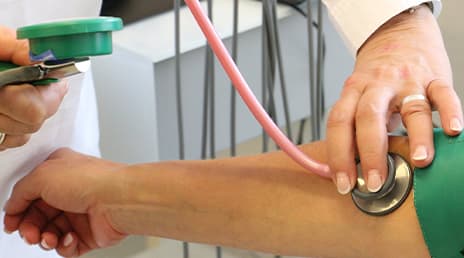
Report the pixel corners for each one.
[414,129,464,258]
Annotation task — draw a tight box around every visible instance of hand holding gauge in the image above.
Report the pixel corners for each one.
[0,17,122,149]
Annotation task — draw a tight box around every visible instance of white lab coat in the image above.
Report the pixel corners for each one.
[0,1,102,257]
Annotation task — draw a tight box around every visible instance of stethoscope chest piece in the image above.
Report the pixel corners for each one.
[351,153,413,216]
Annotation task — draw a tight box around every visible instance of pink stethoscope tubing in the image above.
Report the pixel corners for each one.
[184,0,331,178]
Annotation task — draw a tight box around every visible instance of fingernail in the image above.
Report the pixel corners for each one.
[412,145,428,161]
[336,172,351,195]
[63,233,73,247]
[450,118,462,132]
[41,238,51,250]
[367,169,383,193]
[3,228,13,234]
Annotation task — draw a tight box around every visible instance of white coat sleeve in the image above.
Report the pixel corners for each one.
[322,0,442,56]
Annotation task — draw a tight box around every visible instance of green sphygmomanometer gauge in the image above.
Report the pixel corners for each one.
[17,17,123,61]
[0,17,123,87]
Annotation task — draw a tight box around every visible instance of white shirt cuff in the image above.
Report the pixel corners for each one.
[323,0,442,56]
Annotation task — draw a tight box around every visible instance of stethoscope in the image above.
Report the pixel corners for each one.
[184,0,413,216]
[0,2,413,216]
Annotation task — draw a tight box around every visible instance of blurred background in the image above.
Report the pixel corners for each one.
[84,0,464,257]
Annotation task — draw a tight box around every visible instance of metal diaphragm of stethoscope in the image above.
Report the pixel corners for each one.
[184,0,413,215]
[1,5,413,216]
[352,153,413,216]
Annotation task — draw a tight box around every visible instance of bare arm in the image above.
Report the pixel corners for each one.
[4,137,429,257]
[109,138,427,257]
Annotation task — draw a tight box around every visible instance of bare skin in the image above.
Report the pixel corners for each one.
[3,136,430,258]
[0,25,68,151]
[326,4,462,194]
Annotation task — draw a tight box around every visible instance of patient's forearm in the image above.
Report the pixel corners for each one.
[105,138,428,258]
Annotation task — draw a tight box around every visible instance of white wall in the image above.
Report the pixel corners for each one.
[438,0,464,102]
[88,1,464,257]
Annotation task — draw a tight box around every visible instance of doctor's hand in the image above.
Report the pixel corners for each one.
[3,148,127,257]
[0,26,69,151]
[326,5,462,194]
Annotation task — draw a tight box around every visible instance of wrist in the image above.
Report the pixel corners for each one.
[90,163,134,234]
[102,163,174,235]
[386,3,434,29]
[358,3,438,57]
